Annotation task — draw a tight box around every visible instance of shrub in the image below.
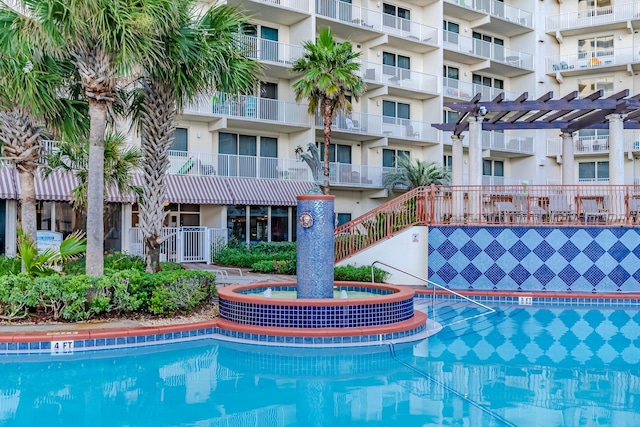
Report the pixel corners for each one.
[0,274,38,321]
[33,275,95,321]
[148,270,216,315]
[215,242,297,268]
[334,265,388,283]
[0,255,21,276]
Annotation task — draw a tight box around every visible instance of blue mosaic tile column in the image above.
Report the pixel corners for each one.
[296,195,335,298]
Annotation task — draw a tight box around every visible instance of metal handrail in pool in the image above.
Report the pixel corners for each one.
[370,260,496,327]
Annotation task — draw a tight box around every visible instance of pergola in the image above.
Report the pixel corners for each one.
[431,89,640,221]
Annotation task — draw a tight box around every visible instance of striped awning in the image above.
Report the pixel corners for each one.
[166,174,234,205]
[0,165,17,199]
[34,170,77,201]
[224,177,313,206]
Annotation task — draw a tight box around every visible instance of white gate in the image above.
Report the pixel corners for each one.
[128,227,227,263]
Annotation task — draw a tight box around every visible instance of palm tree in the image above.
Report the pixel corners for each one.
[292,28,365,195]
[132,0,260,272]
[45,131,142,232]
[5,0,183,276]
[0,20,86,243]
[382,153,451,192]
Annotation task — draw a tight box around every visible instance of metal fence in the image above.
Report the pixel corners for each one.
[128,227,228,263]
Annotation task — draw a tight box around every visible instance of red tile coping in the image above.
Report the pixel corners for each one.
[218,281,414,306]
[414,289,640,299]
[297,195,335,201]
[216,311,427,337]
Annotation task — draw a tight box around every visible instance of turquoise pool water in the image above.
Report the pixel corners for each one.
[1,304,639,426]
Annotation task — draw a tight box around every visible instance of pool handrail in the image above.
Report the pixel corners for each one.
[370,260,496,327]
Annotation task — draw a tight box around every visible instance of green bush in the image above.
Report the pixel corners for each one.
[215,242,297,269]
[33,275,96,321]
[334,265,388,283]
[0,255,21,276]
[0,274,38,321]
[148,270,216,315]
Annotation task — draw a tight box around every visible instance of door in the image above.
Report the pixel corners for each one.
[260,27,278,62]
[260,82,278,121]
[180,226,207,263]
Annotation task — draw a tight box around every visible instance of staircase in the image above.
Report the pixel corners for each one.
[334,186,432,262]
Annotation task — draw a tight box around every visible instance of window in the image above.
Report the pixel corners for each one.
[578,35,614,61]
[443,20,459,44]
[271,206,289,242]
[336,213,352,227]
[170,128,188,152]
[578,0,612,18]
[383,3,410,30]
[578,76,614,98]
[472,74,504,99]
[483,160,504,176]
[163,203,200,227]
[218,132,260,177]
[383,100,410,124]
[443,155,453,169]
[383,149,410,168]
[443,65,460,91]
[443,110,459,123]
[320,143,352,164]
[383,52,410,79]
[579,161,609,182]
[472,31,503,59]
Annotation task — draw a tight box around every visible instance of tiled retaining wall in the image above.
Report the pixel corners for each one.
[428,226,640,293]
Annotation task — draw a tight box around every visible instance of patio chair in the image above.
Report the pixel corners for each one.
[629,199,640,222]
[580,199,608,223]
[548,194,576,222]
[494,201,524,223]
[512,194,547,223]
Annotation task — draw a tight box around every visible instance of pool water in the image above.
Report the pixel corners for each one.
[1,305,639,426]
[264,289,379,298]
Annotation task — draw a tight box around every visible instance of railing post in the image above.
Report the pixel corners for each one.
[429,184,435,225]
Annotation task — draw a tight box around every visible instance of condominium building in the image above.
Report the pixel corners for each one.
[2,0,640,257]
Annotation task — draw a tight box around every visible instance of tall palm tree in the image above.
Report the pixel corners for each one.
[0,18,86,243]
[45,131,142,232]
[5,0,182,276]
[382,153,451,192]
[133,0,260,272]
[292,28,365,195]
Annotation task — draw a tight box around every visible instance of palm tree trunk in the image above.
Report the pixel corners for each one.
[17,169,37,242]
[86,99,107,276]
[322,100,332,195]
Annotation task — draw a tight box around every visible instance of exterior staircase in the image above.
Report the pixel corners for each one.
[334,186,431,262]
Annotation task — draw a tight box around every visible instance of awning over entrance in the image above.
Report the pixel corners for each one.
[166,175,235,205]
[224,177,313,206]
[0,165,17,199]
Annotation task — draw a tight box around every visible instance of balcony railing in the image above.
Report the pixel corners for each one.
[443,78,520,101]
[357,60,439,95]
[546,47,640,74]
[166,150,391,187]
[442,130,534,155]
[315,0,438,45]
[445,0,533,28]
[315,111,440,143]
[443,31,533,70]
[210,93,310,127]
[546,132,640,156]
[546,2,640,33]
[252,0,311,14]
[235,35,304,66]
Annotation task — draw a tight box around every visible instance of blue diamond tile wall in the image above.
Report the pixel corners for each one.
[428,226,640,293]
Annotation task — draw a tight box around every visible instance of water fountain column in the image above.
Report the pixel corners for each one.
[296,194,335,298]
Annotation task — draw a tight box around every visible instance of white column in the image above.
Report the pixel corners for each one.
[561,132,575,185]
[451,134,464,222]
[608,113,625,222]
[468,116,483,222]
[5,200,16,257]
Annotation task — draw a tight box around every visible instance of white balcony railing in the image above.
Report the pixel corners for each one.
[235,35,304,66]
[357,60,439,95]
[546,47,640,73]
[443,78,520,101]
[253,0,311,13]
[166,149,390,187]
[546,133,640,156]
[443,31,533,70]
[445,0,533,28]
[442,131,534,155]
[207,93,310,127]
[546,2,640,33]
[315,111,440,143]
[315,0,438,45]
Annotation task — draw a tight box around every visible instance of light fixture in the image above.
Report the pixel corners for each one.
[197,131,201,138]
[377,51,381,57]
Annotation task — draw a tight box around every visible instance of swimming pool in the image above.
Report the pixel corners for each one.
[1,303,638,426]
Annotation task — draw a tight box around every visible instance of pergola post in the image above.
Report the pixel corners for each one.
[451,134,465,222]
[561,132,575,185]
[608,113,625,221]
[468,116,483,222]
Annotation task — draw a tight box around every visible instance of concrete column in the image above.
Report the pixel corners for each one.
[561,132,575,185]
[468,116,483,222]
[608,113,625,222]
[5,200,16,257]
[121,203,132,253]
[451,134,464,222]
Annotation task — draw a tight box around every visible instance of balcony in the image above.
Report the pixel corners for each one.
[315,0,439,50]
[183,93,311,132]
[357,60,439,99]
[315,111,440,144]
[443,130,534,156]
[235,35,304,79]
[546,48,640,77]
[166,150,389,188]
[546,132,640,157]
[443,78,520,101]
[444,0,533,37]
[442,31,533,76]
[226,0,311,25]
[546,2,640,36]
